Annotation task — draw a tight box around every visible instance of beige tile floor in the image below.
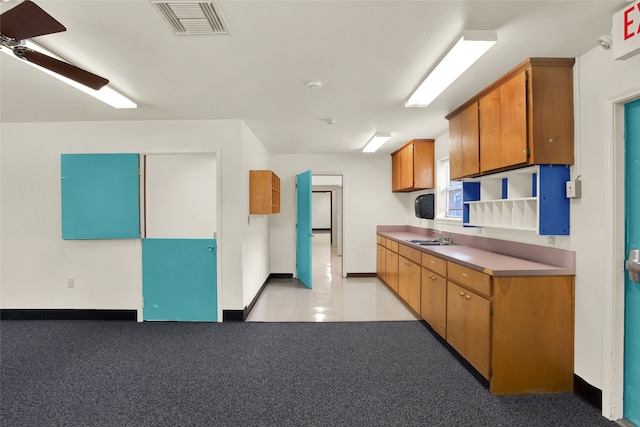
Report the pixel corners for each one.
[246,232,419,322]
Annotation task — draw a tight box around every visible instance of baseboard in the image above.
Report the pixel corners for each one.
[0,309,136,321]
[222,310,245,322]
[224,273,295,322]
[269,273,294,279]
[574,374,602,411]
[345,273,377,278]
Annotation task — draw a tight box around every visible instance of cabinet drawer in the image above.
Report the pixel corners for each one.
[399,244,421,264]
[385,239,399,252]
[421,253,447,277]
[377,235,385,246]
[447,262,491,297]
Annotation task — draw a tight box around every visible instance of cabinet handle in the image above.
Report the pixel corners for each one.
[430,260,435,264]
[462,272,468,277]
[459,292,465,297]
[465,295,471,300]
[430,275,436,281]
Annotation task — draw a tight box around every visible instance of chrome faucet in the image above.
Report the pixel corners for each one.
[433,230,453,245]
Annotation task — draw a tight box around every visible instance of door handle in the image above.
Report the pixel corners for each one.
[627,249,640,283]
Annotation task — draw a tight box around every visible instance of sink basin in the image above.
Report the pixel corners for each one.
[405,239,454,246]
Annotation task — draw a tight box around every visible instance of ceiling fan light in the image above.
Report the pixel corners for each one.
[0,40,137,109]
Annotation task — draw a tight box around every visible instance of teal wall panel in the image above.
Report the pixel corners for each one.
[61,153,140,239]
[142,239,217,322]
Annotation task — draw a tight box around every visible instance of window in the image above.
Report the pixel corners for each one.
[437,158,462,220]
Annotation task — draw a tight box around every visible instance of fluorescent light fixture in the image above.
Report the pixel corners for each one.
[362,132,392,153]
[406,30,497,108]
[0,40,137,109]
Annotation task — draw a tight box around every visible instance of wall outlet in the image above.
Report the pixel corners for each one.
[548,236,556,245]
[566,180,582,198]
[67,278,74,288]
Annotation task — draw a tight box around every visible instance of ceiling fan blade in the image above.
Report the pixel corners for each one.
[0,0,66,41]
[17,48,109,90]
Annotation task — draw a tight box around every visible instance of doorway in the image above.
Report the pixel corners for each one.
[623,98,640,425]
[312,175,344,278]
[603,89,640,422]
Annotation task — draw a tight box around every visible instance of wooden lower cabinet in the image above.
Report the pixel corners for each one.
[376,243,386,282]
[376,234,574,395]
[489,275,574,394]
[420,267,447,338]
[447,282,491,379]
[398,256,421,313]
[385,249,399,293]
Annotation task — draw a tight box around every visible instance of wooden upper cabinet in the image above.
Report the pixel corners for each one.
[479,88,502,173]
[449,112,464,180]
[391,152,402,191]
[249,170,280,214]
[390,139,435,192]
[448,103,480,180]
[499,70,528,168]
[449,58,575,177]
[527,61,574,165]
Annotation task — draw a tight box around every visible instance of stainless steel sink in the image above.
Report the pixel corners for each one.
[405,239,454,246]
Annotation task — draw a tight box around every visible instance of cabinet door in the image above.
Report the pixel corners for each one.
[449,113,464,180]
[413,140,435,189]
[446,282,467,355]
[398,256,410,302]
[500,70,528,168]
[376,244,386,281]
[385,249,399,292]
[462,103,480,177]
[400,144,414,190]
[421,268,447,338]
[464,290,491,379]
[391,152,402,192]
[479,88,502,173]
[407,260,421,313]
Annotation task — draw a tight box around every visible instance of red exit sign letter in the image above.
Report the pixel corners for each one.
[613,0,640,60]
[624,3,640,40]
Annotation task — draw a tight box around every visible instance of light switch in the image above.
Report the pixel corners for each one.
[566,180,581,199]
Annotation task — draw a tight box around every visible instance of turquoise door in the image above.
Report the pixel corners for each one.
[142,238,217,321]
[624,98,640,425]
[296,170,312,289]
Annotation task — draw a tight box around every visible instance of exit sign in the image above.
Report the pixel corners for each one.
[613,0,640,60]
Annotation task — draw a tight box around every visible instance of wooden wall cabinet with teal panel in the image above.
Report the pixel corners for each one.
[462,165,570,235]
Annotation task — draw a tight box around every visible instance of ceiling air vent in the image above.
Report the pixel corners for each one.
[151,1,229,35]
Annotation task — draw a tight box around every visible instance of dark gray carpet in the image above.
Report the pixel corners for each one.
[0,320,616,427]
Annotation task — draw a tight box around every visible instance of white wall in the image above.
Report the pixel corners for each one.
[241,124,272,307]
[312,192,332,229]
[145,153,217,238]
[270,154,409,275]
[0,119,272,316]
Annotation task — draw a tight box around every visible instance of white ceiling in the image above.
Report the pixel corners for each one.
[0,0,627,154]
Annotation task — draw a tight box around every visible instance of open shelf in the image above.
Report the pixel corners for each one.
[462,165,569,235]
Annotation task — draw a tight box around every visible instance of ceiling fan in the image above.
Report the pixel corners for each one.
[0,0,109,90]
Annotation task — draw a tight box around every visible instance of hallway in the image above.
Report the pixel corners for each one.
[246,232,419,322]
